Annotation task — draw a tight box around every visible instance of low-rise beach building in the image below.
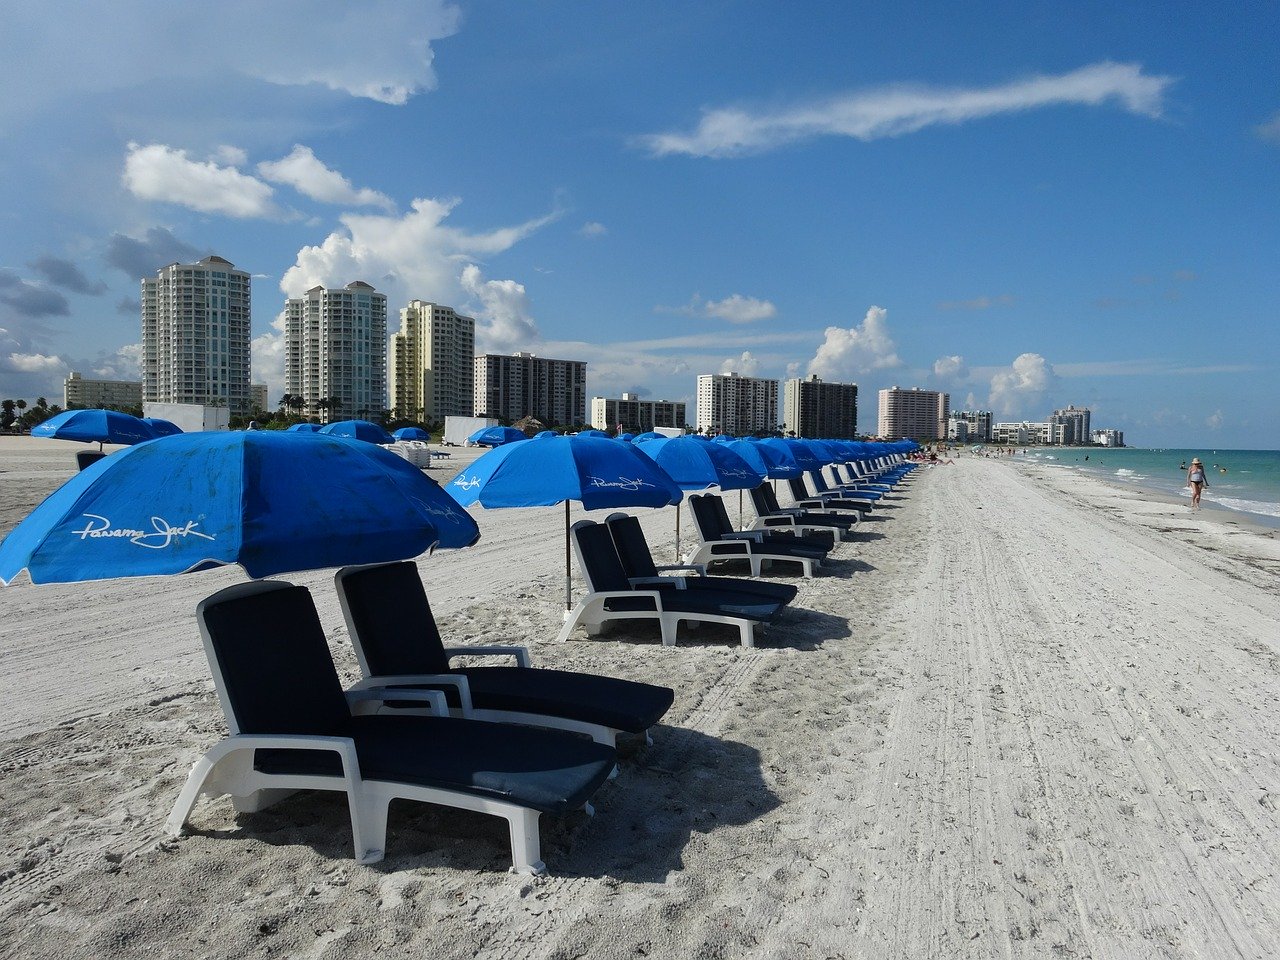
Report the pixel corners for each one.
[283,281,388,423]
[475,352,587,427]
[783,374,858,439]
[591,393,687,433]
[64,371,142,411]
[948,409,993,443]
[1092,428,1125,447]
[878,386,948,440]
[141,255,252,414]
[390,300,475,423]
[696,372,779,435]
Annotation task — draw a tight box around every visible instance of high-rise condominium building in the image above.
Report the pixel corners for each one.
[390,300,476,422]
[250,383,269,413]
[64,371,142,410]
[1050,405,1092,445]
[783,375,858,439]
[141,255,251,413]
[284,281,387,423]
[877,386,949,440]
[947,409,993,443]
[474,352,587,426]
[696,372,779,436]
[590,393,687,433]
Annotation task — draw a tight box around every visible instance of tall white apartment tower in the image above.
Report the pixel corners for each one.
[474,352,587,426]
[390,300,475,422]
[696,372,779,435]
[141,255,251,413]
[877,386,949,440]
[1050,405,1092,445]
[284,281,387,423]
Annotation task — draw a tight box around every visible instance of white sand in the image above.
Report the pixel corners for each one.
[1,438,1278,959]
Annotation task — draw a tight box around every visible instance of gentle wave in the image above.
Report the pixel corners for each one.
[1115,468,1141,478]
[1207,494,1280,520]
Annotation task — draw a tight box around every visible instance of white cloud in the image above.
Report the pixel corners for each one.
[251,313,289,408]
[1256,112,1280,143]
[932,354,968,381]
[987,353,1056,415]
[0,1,462,121]
[1206,410,1224,430]
[123,143,277,218]
[578,221,608,238]
[641,62,1173,158]
[89,343,143,381]
[213,145,248,167]
[460,264,540,353]
[806,305,901,380]
[258,145,394,210]
[7,352,64,373]
[704,294,777,324]
[720,351,761,376]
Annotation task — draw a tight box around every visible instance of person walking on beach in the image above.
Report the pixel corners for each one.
[1187,457,1208,509]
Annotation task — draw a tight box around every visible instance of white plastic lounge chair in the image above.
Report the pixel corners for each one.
[685,494,827,578]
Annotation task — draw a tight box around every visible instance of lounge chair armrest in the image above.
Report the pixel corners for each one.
[212,735,362,784]
[720,531,765,542]
[655,563,707,575]
[350,673,473,713]
[758,516,796,527]
[444,645,532,668]
[589,590,664,610]
[346,686,449,715]
[630,576,687,590]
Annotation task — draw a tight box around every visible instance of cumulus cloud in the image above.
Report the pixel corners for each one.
[251,312,289,406]
[0,269,70,318]
[806,305,901,381]
[641,62,1174,158]
[987,353,1056,415]
[105,227,206,278]
[0,1,462,122]
[88,343,144,381]
[6,352,64,374]
[460,265,540,353]
[703,294,777,324]
[719,351,761,376]
[28,256,107,296]
[123,143,278,219]
[937,294,1014,311]
[1206,409,1224,430]
[932,354,968,382]
[578,221,608,238]
[258,145,394,210]
[1255,112,1280,143]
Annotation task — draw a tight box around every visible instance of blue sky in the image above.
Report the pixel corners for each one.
[1,1,1276,447]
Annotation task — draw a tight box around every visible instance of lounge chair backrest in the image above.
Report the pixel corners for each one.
[198,581,350,737]
[337,562,449,675]
[748,484,771,517]
[604,514,660,579]
[707,496,736,535]
[572,520,633,593]
[809,471,833,494]
[755,482,784,514]
[688,494,727,540]
[76,450,107,471]
[786,477,811,502]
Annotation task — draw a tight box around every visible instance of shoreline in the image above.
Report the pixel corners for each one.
[2,444,1280,958]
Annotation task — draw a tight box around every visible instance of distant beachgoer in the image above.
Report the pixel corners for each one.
[1179,461,1186,470]
[1187,457,1208,509]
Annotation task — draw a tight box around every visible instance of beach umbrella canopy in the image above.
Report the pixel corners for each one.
[634,435,766,552]
[319,419,394,444]
[617,433,635,442]
[534,430,558,439]
[0,432,479,586]
[758,437,822,475]
[713,433,736,443]
[575,429,610,439]
[467,425,527,447]
[392,427,432,442]
[447,435,682,608]
[31,409,155,448]
[725,439,800,479]
[632,431,664,442]
[286,422,323,433]
[141,418,183,437]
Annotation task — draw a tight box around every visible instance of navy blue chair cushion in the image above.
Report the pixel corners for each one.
[452,666,674,733]
[340,562,450,674]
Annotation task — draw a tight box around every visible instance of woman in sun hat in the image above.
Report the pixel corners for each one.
[1186,457,1208,509]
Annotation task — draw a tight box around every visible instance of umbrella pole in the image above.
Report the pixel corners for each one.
[564,499,572,612]
[739,489,743,530]
[675,504,681,563]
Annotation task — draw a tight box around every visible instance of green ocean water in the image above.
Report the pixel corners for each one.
[1021,447,1280,528]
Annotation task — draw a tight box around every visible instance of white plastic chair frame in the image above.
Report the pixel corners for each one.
[167,580,552,874]
[557,519,759,648]
[685,499,820,579]
[334,563,623,749]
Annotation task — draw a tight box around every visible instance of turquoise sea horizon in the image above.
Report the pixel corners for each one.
[1021,447,1280,528]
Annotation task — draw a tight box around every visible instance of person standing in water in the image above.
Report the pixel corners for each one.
[1187,457,1208,509]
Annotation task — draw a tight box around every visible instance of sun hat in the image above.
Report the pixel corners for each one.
[1191,457,1202,464]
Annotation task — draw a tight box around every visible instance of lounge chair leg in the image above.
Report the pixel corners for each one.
[231,787,297,813]
[351,787,389,864]
[608,764,620,780]
[645,730,654,747]
[740,623,756,649]
[508,809,545,875]
[166,754,217,836]
[582,801,595,817]
[659,615,678,646]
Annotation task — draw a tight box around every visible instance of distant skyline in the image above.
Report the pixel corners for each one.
[1,2,1276,447]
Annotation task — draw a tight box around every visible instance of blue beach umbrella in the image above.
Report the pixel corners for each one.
[319,419,394,444]
[142,418,183,437]
[0,432,479,586]
[392,427,432,442]
[287,422,322,433]
[447,435,682,609]
[575,429,610,439]
[534,430,558,439]
[713,434,736,443]
[617,433,635,442]
[634,436,766,549]
[467,425,527,447]
[32,409,155,449]
[632,431,664,442]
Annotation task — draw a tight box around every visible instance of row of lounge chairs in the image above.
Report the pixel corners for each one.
[170,456,915,873]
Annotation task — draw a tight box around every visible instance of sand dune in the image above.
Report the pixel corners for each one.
[1,439,1277,959]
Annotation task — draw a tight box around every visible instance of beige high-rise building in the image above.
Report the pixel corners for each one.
[877,386,949,440]
[141,255,251,413]
[474,352,587,426]
[64,371,143,410]
[283,281,387,423]
[590,393,687,432]
[696,372,779,435]
[389,300,475,422]
[782,375,858,439]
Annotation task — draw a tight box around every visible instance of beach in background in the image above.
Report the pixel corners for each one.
[1,437,1279,959]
